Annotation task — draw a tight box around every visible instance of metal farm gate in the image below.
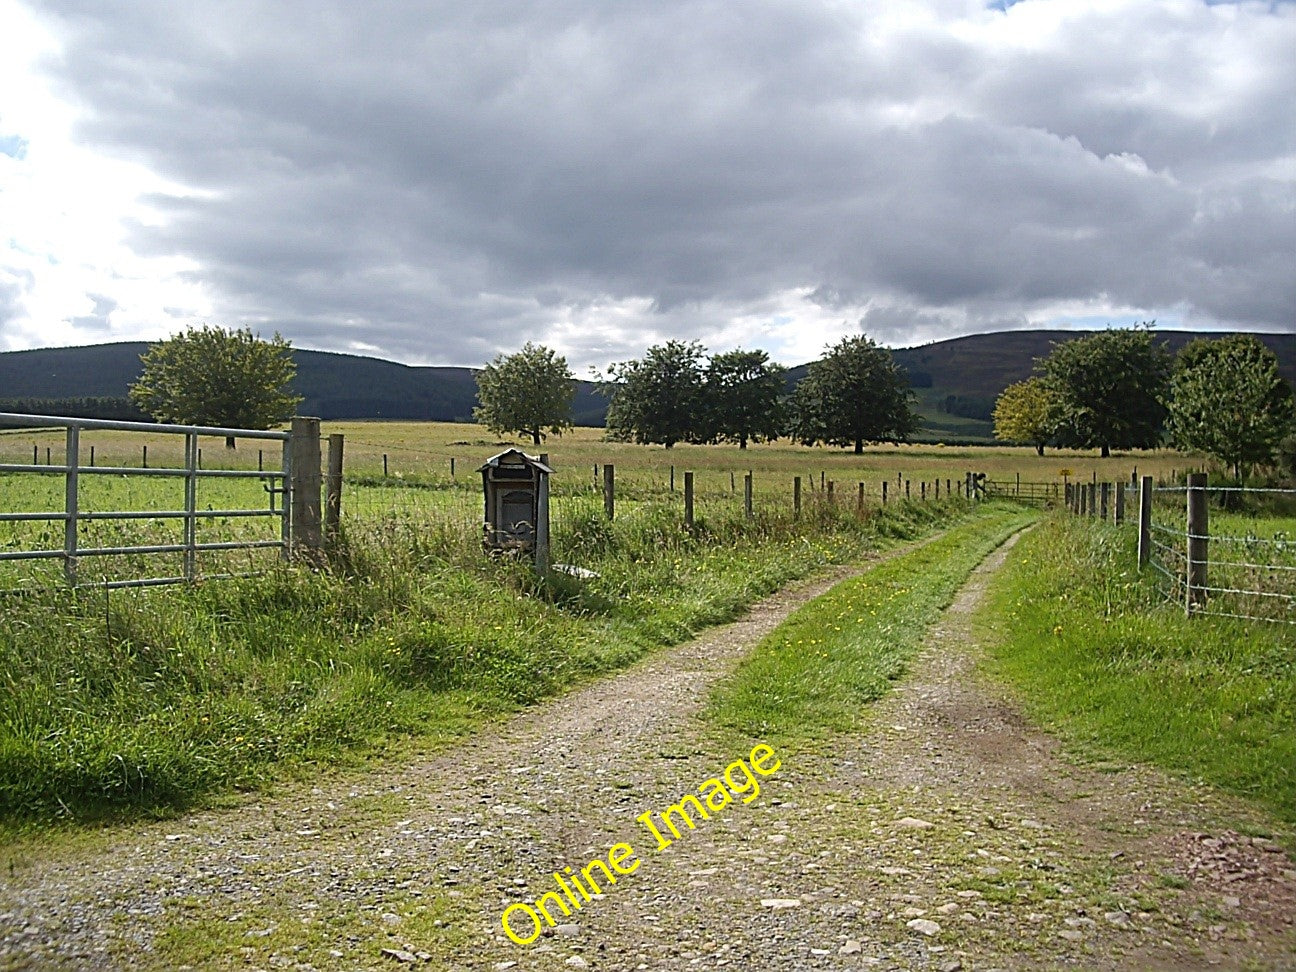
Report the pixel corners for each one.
[0,412,294,590]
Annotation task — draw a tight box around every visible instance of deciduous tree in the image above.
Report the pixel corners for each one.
[129,325,301,448]
[1167,334,1295,481]
[1038,327,1171,457]
[603,341,706,448]
[790,335,919,454]
[992,377,1054,455]
[704,348,786,449]
[473,342,575,446]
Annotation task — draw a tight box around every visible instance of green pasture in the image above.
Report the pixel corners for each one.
[0,419,1191,590]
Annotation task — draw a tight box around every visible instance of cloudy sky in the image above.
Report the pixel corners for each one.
[0,0,1292,371]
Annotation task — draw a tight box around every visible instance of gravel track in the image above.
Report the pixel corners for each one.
[2,529,1293,971]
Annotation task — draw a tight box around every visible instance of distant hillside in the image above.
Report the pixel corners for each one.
[888,330,1296,441]
[0,331,1291,438]
[891,329,1295,398]
[0,342,607,425]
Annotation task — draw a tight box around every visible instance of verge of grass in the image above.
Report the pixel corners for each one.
[977,513,1296,831]
[0,488,976,834]
[705,503,1034,743]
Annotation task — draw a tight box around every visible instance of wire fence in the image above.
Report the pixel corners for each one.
[1,421,993,592]
[1143,480,1296,626]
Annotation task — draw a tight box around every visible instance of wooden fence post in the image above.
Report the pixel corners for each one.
[289,416,323,562]
[965,471,972,498]
[670,464,675,492]
[882,480,889,505]
[744,472,753,519]
[827,480,834,503]
[921,481,927,501]
[905,479,910,500]
[382,453,388,478]
[325,433,344,544]
[684,471,694,530]
[857,482,865,514]
[1100,482,1109,521]
[1115,481,1125,523]
[1186,473,1208,615]
[604,463,615,520]
[935,478,940,499]
[794,476,802,518]
[450,457,455,478]
[1137,476,1152,568]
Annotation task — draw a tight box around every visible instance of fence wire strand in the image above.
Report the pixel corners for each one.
[1142,483,1296,625]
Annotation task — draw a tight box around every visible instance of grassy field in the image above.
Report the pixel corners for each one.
[980,513,1296,830]
[1,419,1191,489]
[0,420,1190,589]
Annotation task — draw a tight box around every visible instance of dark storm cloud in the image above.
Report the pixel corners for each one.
[23,0,1296,364]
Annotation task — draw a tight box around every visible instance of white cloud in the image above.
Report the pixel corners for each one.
[0,0,211,350]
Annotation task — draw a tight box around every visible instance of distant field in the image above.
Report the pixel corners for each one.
[0,420,1197,590]
[305,420,1188,490]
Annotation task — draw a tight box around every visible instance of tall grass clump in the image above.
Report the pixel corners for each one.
[0,490,980,830]
[981,514,1296,829]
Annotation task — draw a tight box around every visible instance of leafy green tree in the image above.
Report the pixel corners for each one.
[604,340,706,448]
[789,335,920,454]
[1167,335,1295,481]
[473,342,576,446]
[992,377,1054,455]
[129,325,301,448]
[704,348,786,449]
[1038,327,1171,457]
[1278,431,1296,481]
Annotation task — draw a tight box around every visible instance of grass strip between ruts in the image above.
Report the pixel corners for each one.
[706,505,1034,744]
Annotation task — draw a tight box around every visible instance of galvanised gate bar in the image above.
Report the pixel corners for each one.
[0,412,290,590]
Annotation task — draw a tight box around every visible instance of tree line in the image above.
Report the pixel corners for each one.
[474,337,920,454]
[53,323,1292,482]
[992,327,1295,480]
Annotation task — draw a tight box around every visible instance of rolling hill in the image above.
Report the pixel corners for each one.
[1,330,1291,441]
